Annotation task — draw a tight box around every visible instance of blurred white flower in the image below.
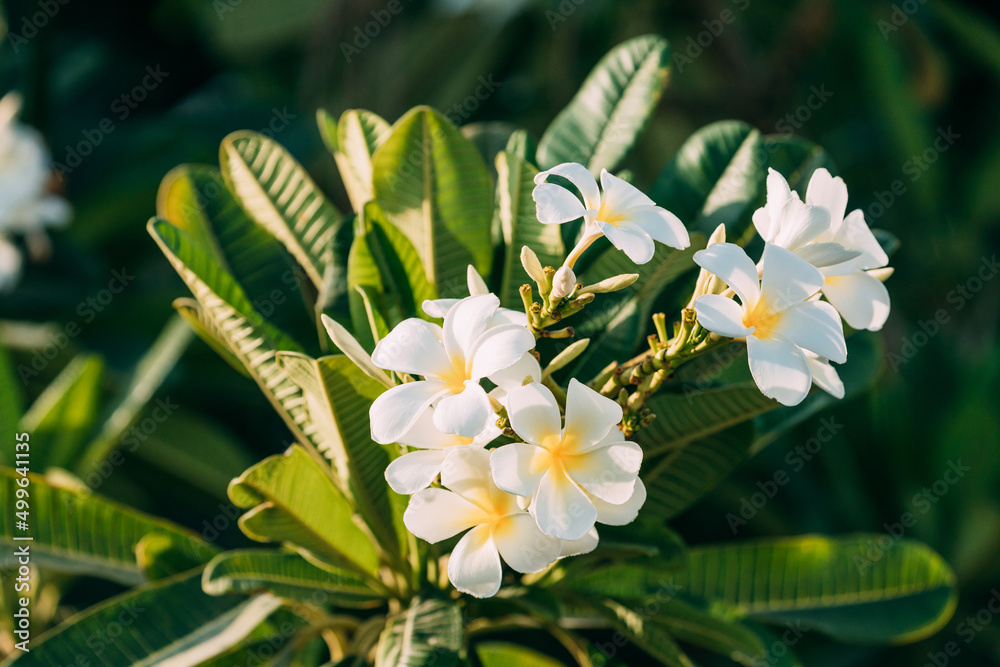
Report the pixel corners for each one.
[754,168,891,331]
[693,242,847,406]
[384,407,501,494]
[369,294,535,443]
[0,92,71,291]
[491,379,644,541]
[404,446,561,598]
[532,162,688,267]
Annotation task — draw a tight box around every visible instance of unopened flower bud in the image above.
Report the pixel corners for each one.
[868,267,894,283]
[550,266,576,301]
[578,273,639,295]
[707,223,726,247]
[520,246,546,285]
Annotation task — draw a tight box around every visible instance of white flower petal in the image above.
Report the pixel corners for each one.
[448,524,503,598]
[592,477,647,526]
[398,407,471,449]
[771,198,831,251]
[759,168,795,241]
[404,488,488,543]
[595,219,655,264]
[440,445,495,511]
[693,294,753,338]
[467,265,489,295]
[489,353,541,392]
[535,162,601,210]
[759,243,824,310]
[559,528,599,558]
[564,378,623,449]
[433,381,494,438]
[568,442,642,504]
[490,307,529,327]
[494,513,562,574]
[824,209,888,274]
[443,294,501,362]
[506,382,562,446]
[490,443,548,498]
[806,353,845,399]
[371,319,449,377]
[533,183,588,225]
[385,449,447,494]
[805,168,848,230]
[772,301,847,363]
[369,380,451,445]
[693,243,761,307]
[421,298,459,319]
[470,324,535,379]
[321,314,393,388]
[623,205,690,250]
[599,169,655,213]
[746,334,812,406]
[530,468,597,541]
[822,270,891,332]
[794,242,862,268]
[0,238,22,291]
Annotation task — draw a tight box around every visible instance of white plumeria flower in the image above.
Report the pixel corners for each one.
[404,446,562,598]
[384,406,501,494]
[754,168,891,331]
[693,242,848,406]
[490,379,644,541]
[532,162,689,267]
[0,92,70,291]
[369,293,535,443]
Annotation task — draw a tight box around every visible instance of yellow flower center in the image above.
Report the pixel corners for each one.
[742,299,786,339]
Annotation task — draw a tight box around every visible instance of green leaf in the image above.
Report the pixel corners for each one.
[671,535,958,644]
[0,468,216,585]
[537,35,671,174]
[348,201,437,332]
[642,598,767,667]
[375,596,462,667]
[172,298,251,378]
[0,345,24,467]
[77,315,193,474]
[642,423,754,520]
[476,642,563,667]
[570,236,703,378]
[496,150,564,309]
[600,600,696,667]
[651,120,765,238]
[641,383,780,457]
[18,354,103,472]
[276,352,405,563]
[320,109,393,213]
[202,549,384,608]
[148,219,333,459]
[137,531,219,581]
[1,571,281,667]
[372,106,494,295]
[220,131,345,289]
[763,134,837,194]
[157,164,313,340]
[228,445,380,579]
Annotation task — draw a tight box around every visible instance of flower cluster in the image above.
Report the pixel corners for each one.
[350,160,891,598]
[0,92,71,291]
[693,168,891,405]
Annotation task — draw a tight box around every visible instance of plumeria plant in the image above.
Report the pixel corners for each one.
[4,36,957,667]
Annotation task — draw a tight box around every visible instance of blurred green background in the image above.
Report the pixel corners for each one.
[0,0,998,664]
